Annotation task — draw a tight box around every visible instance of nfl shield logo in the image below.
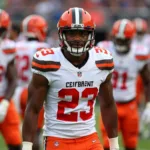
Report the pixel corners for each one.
[77,72,82,77]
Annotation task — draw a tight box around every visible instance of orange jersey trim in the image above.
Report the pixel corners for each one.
[32,58,61,72]
[96,62,114,68]
[135,55,150,60]
[95,58,114,70]
[32,62,60,69]
[3,48,16,54]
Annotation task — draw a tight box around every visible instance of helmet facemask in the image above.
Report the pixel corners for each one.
[114,38,132,54]
[136,31,145,41]
[112,19,136,54]
[58,28,95,56]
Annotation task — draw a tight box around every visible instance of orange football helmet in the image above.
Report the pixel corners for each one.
[133,18,148,33]
[112,19,136,53]
[22,15,48,41]
[112,19,136,39]
[0,9,11,29]
[57,7,95,56]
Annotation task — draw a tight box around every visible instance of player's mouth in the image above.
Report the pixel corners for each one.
[69,41,85,48]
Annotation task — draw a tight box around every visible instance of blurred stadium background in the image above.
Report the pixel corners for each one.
[0,0,150,149]
[2,0,150,44]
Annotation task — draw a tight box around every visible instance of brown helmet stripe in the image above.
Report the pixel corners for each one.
[79,8,83,24]
[72,8,76,24]
[72,7,83,24]
[117,19,128,38]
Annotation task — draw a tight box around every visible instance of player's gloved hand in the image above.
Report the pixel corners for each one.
[0,99,9,123]
[22,142,33,150]
[142,102,150,124]
[108,137,119,150]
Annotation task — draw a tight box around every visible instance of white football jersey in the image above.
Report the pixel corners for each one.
[32,47,114,138]
[15,40,49,87]
[97,41,149,102]
[132,34,150,53]
[0,39,16,97]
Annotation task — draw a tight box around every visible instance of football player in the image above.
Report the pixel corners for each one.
[12,14,50,150]
[0,9,22,150]
[22,7,119,150]
[132,18,150,48]
[97,19,150,150]
[132,18,150,138]
[132,18,150,104]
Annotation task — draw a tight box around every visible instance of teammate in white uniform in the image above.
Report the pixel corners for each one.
[12,15,49,150]
[22,7,119,150]
[132,18,150,127]
[13,14,49,116]
[97,19,150,150]
[0,9,22,150]
[14,40,49,115]
[132,18,150,51]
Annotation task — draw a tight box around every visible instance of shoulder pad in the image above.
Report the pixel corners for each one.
[32,48,61,72]
[96,41,114,53]
[134,45,150,61]
[97,40,113,47]
[94,47,114,70]
[94,46,112,57]
[36,42,50,51]
[97,40,112,46]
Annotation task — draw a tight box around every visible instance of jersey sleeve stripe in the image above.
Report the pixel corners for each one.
[32,58,61,72]
[33,57,60,65]
[96,63,114,70]
[3,48,16,54]
[135,55,150,60]
[96,58,113,64]
[96,62,114,67]
[95,59,114,70]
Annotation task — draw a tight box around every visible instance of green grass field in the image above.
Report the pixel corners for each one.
[0,105,149,150]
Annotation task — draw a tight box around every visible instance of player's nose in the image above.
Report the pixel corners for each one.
[73,33,82,40]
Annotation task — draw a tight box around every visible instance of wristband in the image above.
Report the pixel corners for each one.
[108,137,119,149]
[146,102,150,108]
[2,99,9,107]
[22,142,33,150]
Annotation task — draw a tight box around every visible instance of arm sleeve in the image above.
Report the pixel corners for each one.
[31,52,51,85]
